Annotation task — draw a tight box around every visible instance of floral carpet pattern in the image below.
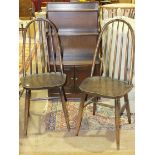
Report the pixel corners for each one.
[40,99,135,132]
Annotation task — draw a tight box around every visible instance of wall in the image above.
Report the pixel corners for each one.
[119,0,132,3]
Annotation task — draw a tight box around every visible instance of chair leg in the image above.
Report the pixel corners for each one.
[115,98,121,150]
[62,87,67,102]
[75,93,87,136]
[93,97,98,115]
[48,89,51,98]
[93,102,96,115]
[59,87,70,131]
[124,94,131,124]
[24,89,30,136]
[28,90,31,117]
[85,94,88,101]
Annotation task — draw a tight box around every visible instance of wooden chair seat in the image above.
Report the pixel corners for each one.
[21,72,66,90]
[79,77,133,98]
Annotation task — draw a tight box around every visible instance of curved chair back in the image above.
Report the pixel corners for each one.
[21,18,63,77]
[91,18,135,85]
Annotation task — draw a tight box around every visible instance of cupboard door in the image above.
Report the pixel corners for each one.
[63,66,75,93]
[48,65,74,96]
[74,64,100,92]
[74,65,91,92]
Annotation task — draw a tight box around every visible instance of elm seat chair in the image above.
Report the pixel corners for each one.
[76,18,135,150]
[20,18,70,136]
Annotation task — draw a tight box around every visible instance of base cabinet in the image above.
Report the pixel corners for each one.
[48,64,99,97]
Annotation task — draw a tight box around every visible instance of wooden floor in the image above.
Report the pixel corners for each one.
[19,90,135,155]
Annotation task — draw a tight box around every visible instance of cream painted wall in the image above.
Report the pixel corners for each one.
[118,0,135,4]
[132,0,135,3]
[119,0,132,3]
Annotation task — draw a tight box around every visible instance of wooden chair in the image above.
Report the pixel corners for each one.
[20,18,70,136]
[76,18,135,150]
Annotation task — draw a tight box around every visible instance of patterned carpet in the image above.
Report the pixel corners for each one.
[19,92,135,154]
[34,99,135,132]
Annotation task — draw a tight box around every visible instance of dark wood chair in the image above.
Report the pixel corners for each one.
[20,18,70,136]
[75,18,135,150]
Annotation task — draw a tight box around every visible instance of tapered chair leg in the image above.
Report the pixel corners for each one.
[85,94,88,101]
[48,89,51,98]
[124,94,131,124]
[93,97,98,115]
[75,94,87,136]
[28,90,31,117]
[24,89,30,136]
[62,87,67,102]
[115,98,121,150]
[59,87,70,131]
[93,102,96,115]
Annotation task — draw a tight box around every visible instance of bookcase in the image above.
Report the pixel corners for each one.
[46,2,100,97]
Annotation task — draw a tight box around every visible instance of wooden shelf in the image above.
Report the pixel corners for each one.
[46,2,99,12]
[58,28,98,36]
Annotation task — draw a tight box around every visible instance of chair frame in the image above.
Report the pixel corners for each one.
[20,18,70,136]
[76,18,135,150]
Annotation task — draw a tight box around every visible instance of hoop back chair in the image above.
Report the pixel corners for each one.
[20,18,70,136]
[76,18,135,150]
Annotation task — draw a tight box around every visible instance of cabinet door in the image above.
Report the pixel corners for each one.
[75,64,100,92]
[63,66,75,93]
[48,65,74,96]
[74,65,91,92]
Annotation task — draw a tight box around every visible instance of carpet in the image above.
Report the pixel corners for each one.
[33,99,135,132]
[20,93,135,155]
